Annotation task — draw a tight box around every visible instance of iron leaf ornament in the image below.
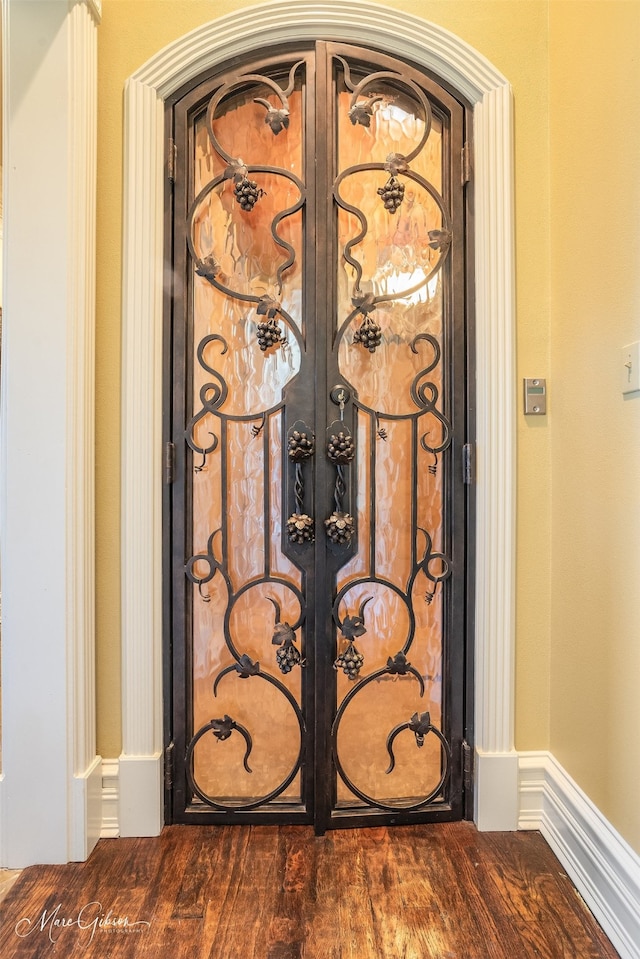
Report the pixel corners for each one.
[340,612,367,641]
[207,715,253,774]
[339,596,372,641]
[211,715,236,741]
[272,621,296,646]
[334,596,372,678]
[223,159,249,181]
[384,152,410,177]
[386,651,411,675]
[352,291,377,314]
[257,295,282,318]
[195,254,221,282]
[427,228,453,252]
[269,598,304,673]
[253,98,290,135]
[348,94,384,127]
[234,654,260,679]
[409,711,432,747]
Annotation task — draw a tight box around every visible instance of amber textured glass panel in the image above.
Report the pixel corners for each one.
[338,409,371,585]
[334,68,448,806]
[189,78,305,805]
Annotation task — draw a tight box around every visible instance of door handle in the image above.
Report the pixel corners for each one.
[286,423,315,544]
[325,426,355,544]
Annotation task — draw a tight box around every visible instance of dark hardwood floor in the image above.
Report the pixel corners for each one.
[0,823,619,958]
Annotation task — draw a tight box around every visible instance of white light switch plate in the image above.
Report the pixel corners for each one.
[621,342,640,394]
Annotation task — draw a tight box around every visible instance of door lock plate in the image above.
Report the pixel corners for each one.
[330,385,351,407]
[523,378,547,415]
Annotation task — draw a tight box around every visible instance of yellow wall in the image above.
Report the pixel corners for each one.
[549,1,640,852]
[95,0,638,855]
[96,0,552,756]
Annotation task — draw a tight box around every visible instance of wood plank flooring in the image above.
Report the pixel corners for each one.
[0,824,619,959]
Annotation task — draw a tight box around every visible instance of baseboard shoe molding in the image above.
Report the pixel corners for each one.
[518,751,640,959]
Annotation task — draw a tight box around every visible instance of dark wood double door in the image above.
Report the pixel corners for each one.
[164,41,474,832]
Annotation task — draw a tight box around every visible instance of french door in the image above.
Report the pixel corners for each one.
[164,41,474,832]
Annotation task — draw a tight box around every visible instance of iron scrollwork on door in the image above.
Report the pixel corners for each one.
[183,60,310,811]
[172,43,468,825]
[334,57,452,355]
[328,55,455,812]
[187,61,306,358]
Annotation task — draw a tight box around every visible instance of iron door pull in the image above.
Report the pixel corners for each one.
[286,422,315,544]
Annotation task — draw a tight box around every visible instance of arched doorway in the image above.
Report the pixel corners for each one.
[165,41,472,831]
[120,2,516,838]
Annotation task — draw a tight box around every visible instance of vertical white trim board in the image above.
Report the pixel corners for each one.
[518,752,640,959]
[0,0,100,868]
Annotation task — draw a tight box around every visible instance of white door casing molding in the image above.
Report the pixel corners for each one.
[0,0,101,866]
[120,0,517,835]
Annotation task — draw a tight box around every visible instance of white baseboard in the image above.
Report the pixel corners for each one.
[118,753,163,837]
[100,755,163,838]
[70,755,103,861]
[475,748,520,830]
[518,751,640,959]
[100,759,120,838]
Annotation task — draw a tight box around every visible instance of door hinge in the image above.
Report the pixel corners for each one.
[462,443,474,485]
[165,441,176,484]
[164,742,174,791]
[461,142,472,184]
[168,137,177,182]
[462,740,474,791]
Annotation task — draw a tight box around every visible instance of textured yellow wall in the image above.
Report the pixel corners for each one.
[96,2,552,766]
[549,1,640,852]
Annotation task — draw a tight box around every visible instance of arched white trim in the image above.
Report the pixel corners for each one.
[120,0,516,835]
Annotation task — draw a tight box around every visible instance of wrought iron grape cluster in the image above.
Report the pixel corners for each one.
[326,431,355,465]
[353,315,383,353]
[256,317,283,352]
[286,513,314,544]
[272,620,304,675]
[325,510,354,545]
[334,641,364,680]
[233,175,265,211]
[276,638,303,674]
[377,175,405,213]
[288,430,314,461]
